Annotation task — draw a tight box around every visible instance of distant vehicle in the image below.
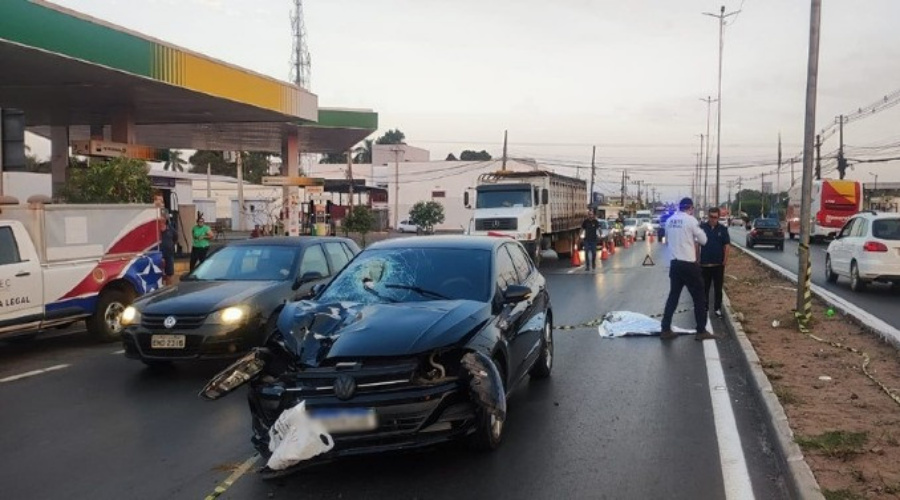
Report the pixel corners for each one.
[466,170,587,265]
[579,219,612,249]
[1,201,163,342]
[623,218,647,240]
[650,216,662,234]
[635,209,652,220]
[200,236,554,475]
[825,211,900,292]
[787,179,862,241]
[121,237,360,367]
[746,218,784,250]
[396,219,421,233]
[639,218,653,235]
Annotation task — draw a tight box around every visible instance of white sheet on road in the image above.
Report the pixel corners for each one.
[598,311,695,338]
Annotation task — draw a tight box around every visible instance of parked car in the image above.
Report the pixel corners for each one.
[650,216,662,234]
[746,218,784,250]
[200,236,554,476]
[121,237,360,367]
[623,218,647,240]
[640,218,653,235]
[825,211,900,292]
[397,219,421,233]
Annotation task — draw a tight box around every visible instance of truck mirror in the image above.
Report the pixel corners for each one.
[464,191,470,208]
[542,189,549,205]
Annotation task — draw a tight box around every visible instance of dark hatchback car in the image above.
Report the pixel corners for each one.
[746,218,784,250]
[200,236,554,476]
[121,237,360,367]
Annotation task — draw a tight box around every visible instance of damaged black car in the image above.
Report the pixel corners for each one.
[201,236,554,476]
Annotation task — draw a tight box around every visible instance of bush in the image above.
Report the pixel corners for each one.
[61,158,152,203]
[343,205,375,246]
[409,201,445,233]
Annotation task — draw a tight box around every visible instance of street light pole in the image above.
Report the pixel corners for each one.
[704,6,739,208]
[700,96,717,210]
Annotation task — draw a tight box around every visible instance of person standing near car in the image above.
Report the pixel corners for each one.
[581,210,600,270]
[190,215,214,271]
[700,207,730,318]
[660,198,715,341]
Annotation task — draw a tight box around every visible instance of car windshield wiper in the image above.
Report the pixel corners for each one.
[362,278,399,303]
[383,284,451,300]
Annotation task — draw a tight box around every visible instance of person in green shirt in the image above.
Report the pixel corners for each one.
[190,215,215,271]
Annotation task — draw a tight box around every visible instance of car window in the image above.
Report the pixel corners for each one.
[192,245,298,281]
[324,242,351,272]
[299,244,330,277]
[873,219,900,240]
[495,246,519,290]
[838,219,856,238]
[0,227,22,266]
[851,218,868,238]
[507,244,534,282]
[755,219,780,229]
[340,242,357,261]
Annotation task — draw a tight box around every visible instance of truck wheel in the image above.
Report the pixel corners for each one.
[88,288,134,342]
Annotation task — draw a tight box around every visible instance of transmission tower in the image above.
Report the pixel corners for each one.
[290,0,311,90]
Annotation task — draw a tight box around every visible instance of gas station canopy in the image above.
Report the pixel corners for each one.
[0,0,377,153]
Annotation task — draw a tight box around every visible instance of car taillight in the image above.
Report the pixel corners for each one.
[750,229,757,237]
[863,241,888,252]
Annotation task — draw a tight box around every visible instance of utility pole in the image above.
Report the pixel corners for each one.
[501,130,508,171]
[700,96,717,208]
[206,162,211,199]
[797,0,822,324]
[392,147,402,229]
[236,151,245,231]
[703,7,738,207]
[837,115,848,179]
[698,133,705,208]
[761,173,766,217]
[776,133,782,215]
[589,145,597,210]
[621,170,628,208]
[790,157,796,186]
[815,134,822,180]
[736,176,743,218]
[346,149,355,214]
[694,153,701,203]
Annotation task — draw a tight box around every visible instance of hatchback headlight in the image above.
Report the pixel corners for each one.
[121,306,140,326]
[208,306,249,325]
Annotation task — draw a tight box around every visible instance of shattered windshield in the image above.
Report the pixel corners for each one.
[317,248,492,304]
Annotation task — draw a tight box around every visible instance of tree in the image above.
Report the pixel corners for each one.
[375,129,406,145]
[342,205,375,246]
[163,150,187,172]
[445,153,458,161]
[240,152,270,185]
[188,151,270,184]
[409,200,445,233]
[353,139,373,164]
[61,157,152,203]
[460,150,492,161]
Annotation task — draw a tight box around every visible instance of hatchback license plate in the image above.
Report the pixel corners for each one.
[309,408,378,433]
[151,335,186,349]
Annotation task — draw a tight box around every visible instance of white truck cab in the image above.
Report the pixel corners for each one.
[0,198,163,341]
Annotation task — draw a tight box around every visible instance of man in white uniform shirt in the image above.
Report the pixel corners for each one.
[660,198,716,341]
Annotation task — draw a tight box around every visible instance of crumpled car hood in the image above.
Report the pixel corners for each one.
[276,300,491,366]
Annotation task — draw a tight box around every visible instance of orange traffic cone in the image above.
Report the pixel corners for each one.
[609,240,616,254]
[600,245,609,261]
[571,245,582,267]
[624,236,631,249]
[648,232,655,243]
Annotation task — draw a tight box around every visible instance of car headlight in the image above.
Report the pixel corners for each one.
[208,306,249,325]
[121,306,140,326]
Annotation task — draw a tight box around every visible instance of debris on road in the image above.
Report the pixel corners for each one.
[597,311,694,338]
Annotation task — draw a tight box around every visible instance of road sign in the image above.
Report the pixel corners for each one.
[262,176,325,187]
[305,185,325,194]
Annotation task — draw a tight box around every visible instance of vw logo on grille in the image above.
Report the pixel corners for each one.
[334,375,357,400]
[492,220,500,228]
[163,316,177,329]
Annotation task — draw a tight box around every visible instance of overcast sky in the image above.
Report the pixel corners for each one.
[42,0,900,201]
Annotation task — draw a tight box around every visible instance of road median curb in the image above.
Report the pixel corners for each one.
[721,291,824,500]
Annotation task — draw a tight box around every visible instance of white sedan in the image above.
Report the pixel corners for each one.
[825,211,900,292]
[396,219,421,233]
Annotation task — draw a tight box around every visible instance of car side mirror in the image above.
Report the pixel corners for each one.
[503,284,531,304]
[293,271,323,290]
[541,189,549,205]
[464,191,470,208]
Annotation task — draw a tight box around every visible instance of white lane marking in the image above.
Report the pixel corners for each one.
[204,454,260,500]
[111,349,125,355]
[703,322,755,500]
[0,364,71,384]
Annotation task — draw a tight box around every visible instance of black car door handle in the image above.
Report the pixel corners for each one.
[15,271,30,277]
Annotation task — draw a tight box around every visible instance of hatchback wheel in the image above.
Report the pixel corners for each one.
[850,261,866,292]
[469,358,507,451]
[530,318,553,379]
[825,254,838,283]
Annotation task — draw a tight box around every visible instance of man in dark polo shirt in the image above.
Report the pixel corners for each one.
[581,210,601,270]
[700,207,730,318]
